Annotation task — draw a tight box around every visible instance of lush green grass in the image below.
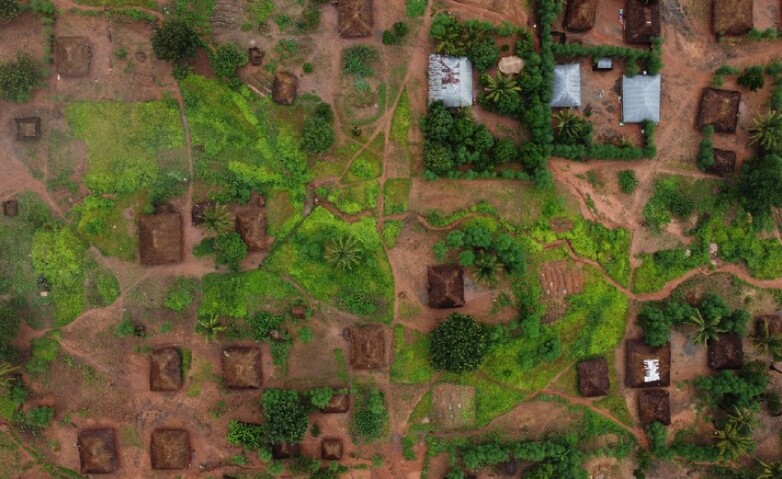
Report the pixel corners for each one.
[382,220,404,248]
[405,0,427,17]
[327,181,380,215]
[266,189,303,238]
[383,178,411,215]
[559,219,631,287]
[199,270,299,318]
[441,372,524,426]
[344,135,384,183]
[390,89,411,144]
[72,195,140,260]
[264,207,395,323]
[642,175,717,232]
[633,247,709,293]
[391,325,434,384]
[408,390,433,432]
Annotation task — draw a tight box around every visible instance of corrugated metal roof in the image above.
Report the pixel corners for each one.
[622,74,661,123]
[428,55,473,108]
[551,64,581,108]
[596,57,613,69]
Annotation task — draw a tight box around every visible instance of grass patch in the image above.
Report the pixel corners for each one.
[557,219,631,287]
[334,348,349,383]
[326,181,380,215]
[186,360,213,398]
[633,246,709,293]
[383,178,411,215]
[643,175,717,233]
[73,0,156,9]
[266,189,302,238]
[199,270,299,318]
[344,134,384,183]
[405,0,427,17]
[390,89,411,144]
[382,220,404,249]
[391,325,434,384]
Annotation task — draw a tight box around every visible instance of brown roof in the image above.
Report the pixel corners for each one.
[708,333,744,370]
[248,47,263,66]
[271,442,301,459]
[235,207,266,251]
[222,346,262,389]
[272,72,298,105]
[78,429,118,474]
[638,389,670,425]
[321,438,344,460]
[56,37,91,77]
[150,429,190,470]
[350,325,386,370]
[757,314,782,336]
[322,392,350,413]
[337,0,373,38]
[577,358,610,397]
[566,0,597,31]
[698,88,741,133]
[191,201,211,226]
[713,0,753,35]
[15,117,41,140]
[709,149,737,175]
[150,347,182,391]
[427,265,465,309]
[625,340,671,388]
[625,0,661,44]
[139,213,182,265]
[3,200,18,217]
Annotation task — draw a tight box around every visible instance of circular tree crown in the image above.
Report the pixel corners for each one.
[430,313,490,373]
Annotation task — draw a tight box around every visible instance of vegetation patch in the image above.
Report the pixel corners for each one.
[391,325,433,384]
[383,179,411,215]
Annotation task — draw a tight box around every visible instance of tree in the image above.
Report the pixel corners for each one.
[211,42,248,79]
[0,53,44,102]
[424,100,454,143]
[196,315,225,341]
[553,110,592,145]
[737,65,765,92]
[308,387,334,410]
[482,73,521,107]
[725,406,756,436]
[472,252,501,286]
[151,20,201,62]
[262,389,309,444]
[324,235,363,272]
[423,142,453,176]
[214,232,247,270]
[714,424,753,461]
[750,111,782,153]
[201,203,232,234]
[301,116,335,153]
[738,153,782,216]
[689,309,724,346]
[757,460,782,479]
[753,320,782,359]
[0,0,21,23]
[430,313,491,373]
[468,39,500,72]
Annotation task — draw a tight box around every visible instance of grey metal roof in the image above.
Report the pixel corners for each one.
[428,55,473,108]
[596,57,613,69]
[622,74,661,123]
[550,64,581,108]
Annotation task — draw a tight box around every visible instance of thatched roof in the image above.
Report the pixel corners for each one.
[638,389,670,425]
[322,392,350,413]
[272,442,301,459]
[551,64,581,108]
[698,88,741,133]
[708,333,744,370]
[235,207,266,251]
[713,0,753,35]
[150,347,182,391]
[757,314,782,336]
[498,56,524,75]
[272,72,298,105]
[577,358,609,397]
[78,429,118,474]
[337,0,373,38]
[56,37,91,77]
[150,429,190,470]
[139,213,182,265]
[428,55,474,108]
[248,47,263,66]
[350,325,386,370]
[709,149,737,175]
[625,0,661,44]
[3,200,18,217]
[222,346,263,389]
[566,0,597,31]
[321,438,344,460]
[622,74,661,123]
[15,117,41,140]
[427,264,465,309]
[625,340,671,388]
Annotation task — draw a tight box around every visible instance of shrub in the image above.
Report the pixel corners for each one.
[164,277,198,311]
[152,20,201,62]
[351,386,388,442]
[697,126,715,171]
[302,116,335,153]
[308,387,334,410]
[24,406,54,428]
[342,45,379,77]
[211,42,248,79]
[0,53,44,102]
[0,0,21,23]
[430,313,491,373]
[618,170,638,193]
[262,389,309,444]
[226,420,264,449]
[423,142,453,175]
[303,62,313,73]
[737,65,765,92]
[214,232,248,270]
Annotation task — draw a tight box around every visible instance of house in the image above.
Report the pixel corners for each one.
[321,438,344,460]
[139,212,182,265]
[149,347,182,392]
[428,55,473,108]
[708,333,744,370]
[551,64,581,108]
[713,0,753,35]
[3,200,18,217]
[577,358,610,397]
[15,117,41,141]
[235,207,266,251]
[150,429,190,470]
[337,0,373,38]
[498,56,524,75]
[625,339,671,388]
[565,0,597,31]
[350,325,386,370]
[78,429,118,474]
[625,0,661,44]
[698,88,741,133]
[638,389,671,425]
[622,74,661,123]
[427,264,465,309]
[222,346,263,389]
[272,72,298,105]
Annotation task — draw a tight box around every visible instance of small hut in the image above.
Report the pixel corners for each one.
[56,37,92,77]
[625,0,661,44]
[708,333,744,370]
[272,442,301,459]
[638,389,671,425]
[248,47,263,66]
[139,212,182,265]
[625,340,671,388]
[713,0,753,35]
[191,201,211,226]
[428,55,474,108]
[149,347,182,392]
[235,208,266,251]
[757,314,782,336]
[427,265,465,309]
[350,325,386,370]
[565,0,597,31]
[321,391,350,413]
[321,438,344,460]
[709,149,737,176]
[3,200,18,217]
[550,64,581,108]
[222,346,263,389]
[577,358,610,397]
[272,72,298,105]
[337,0,373,38]
[593,57,613,71]
[78,429,118,474]
[622,75,661,123]
[698,88,741,133]
[498,56,524,75]
[15,117,41,141]
[150,429,191,470]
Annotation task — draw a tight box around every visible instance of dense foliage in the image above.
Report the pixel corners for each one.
[262,389,309,444]
[301,102,335,153]
[430,313,491,373]
[0,0,21,23]
[210,42,248,81]
[152,20,201,62]
[696,125,715,171]
[351,386,388,442]
[738,65,765,91]
[0,53,44,102]
[694,361,769,410]
[617,170,638,194]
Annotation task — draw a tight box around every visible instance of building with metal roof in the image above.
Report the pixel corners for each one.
[428,55,473,108]
[550,64,581,108]
[622,74,661,123]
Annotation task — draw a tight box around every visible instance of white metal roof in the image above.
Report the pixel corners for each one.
[643,359,661,383]
[622,74,661,123]
[428,55,473,108]
[550,64,581,108]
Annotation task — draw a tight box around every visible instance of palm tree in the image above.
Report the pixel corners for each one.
[725,406,756,436]
[197,315,226,342]
[754,321,782,359]
[714,424,754,461]
[202,203,232,234]
[482,73,521,105]
[324,235,363,272]
[472,252,501,287]
[750,111,782,153]
[0,362,18,391]
[553,110,591,145]
[689,309,724,346]
[756,460,782,479]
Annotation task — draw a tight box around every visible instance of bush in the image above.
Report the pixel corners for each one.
[226,420,264,449]
[303,62,313,73]
[0,53,44,102]
[308,387,334,410]
[211,42,248,79]
[152,20,201,62]
[351,386,388,442]
[302,115,335,153]
[697,126,715,170]
[24,406,54,428]
[0,0,21,23]
[618,170,638,193]
[262,389,309,445]
[737,65,765,92]
[430,313,491,373]
[214,232,247,270]
[164,277,198,312]
[342,45,379,77]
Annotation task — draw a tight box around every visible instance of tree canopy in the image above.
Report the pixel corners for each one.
[0,53,44,102]
[261,389,309,444]
[430,313,491,373]
[152,20,201,62]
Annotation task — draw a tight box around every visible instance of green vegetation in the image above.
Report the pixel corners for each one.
[382,220,404,248]
[391,325,434,383]
[697,125,715,171]
[210,42,248,83]
[351,385,389,443]
[26,331,60,375]
[262,389,309,445]
[430,314,491,373]
[617,170,638,194]
[382,21,410,46]
[383,179,411,215]
[642,175,716,232]
[559,219,631,286]
[738,65,765,91]
[164,277,199,312]
[342,45,379,78]
[302,102,336,154]
[0,0,22,22]
[0,53,44,102]
[151,19,201,62]
[199,270,297,319]
[405,0,426,17]
[390,89,411,144]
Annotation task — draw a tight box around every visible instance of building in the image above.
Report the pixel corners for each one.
[551,64,581,108]
[428,55,473,108]
[622,74,661,123]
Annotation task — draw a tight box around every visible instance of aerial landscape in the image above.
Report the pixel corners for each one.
[3,0,782,477]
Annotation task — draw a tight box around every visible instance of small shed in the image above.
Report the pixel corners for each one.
[139,212,183,265]
[321,391,350,413]
[622,74,661,123]
[427,264,465,309]
[565,0,597,31]
[625,0,661,44]
[321,438,343,460]
[56,37,91,77]
[757,314,782,336]
[638,389,671,425]
[593,57,613,71]
[625,339,671,388]
[149,347,182,392]
[248,47,263,66]
[15,117,41,141]
[498,56,524,75]
[222,346,263,389]
[350,325,386,370]
[550,64,581,108]
[235,207,266,251]
[708,333,744,370]
[713,0,753,35]
[428,55,474,108]
[3,200,18,217]
[272,442,301,459]
[337,0,373,38]
[577,358,610,397]
[78,429,118,474]
[272,72,298,105]
[150,429,190,470]
[709,149,737,176]
[697,88,741,133]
